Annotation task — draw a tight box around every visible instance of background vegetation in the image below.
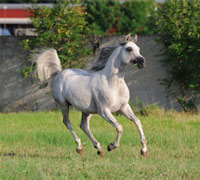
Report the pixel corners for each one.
[22,0,90,74]
[156,0,200,112]
[0,109,200,179]
[84,0,156,35]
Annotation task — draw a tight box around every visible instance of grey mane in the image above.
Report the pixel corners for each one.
[90,46,118,71]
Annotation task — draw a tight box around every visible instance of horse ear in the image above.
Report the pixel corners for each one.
[133,34,138,43]
[125,34,131,42]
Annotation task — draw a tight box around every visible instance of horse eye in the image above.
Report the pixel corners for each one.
[126,47,132,52]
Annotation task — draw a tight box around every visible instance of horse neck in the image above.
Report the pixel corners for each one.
[102,46,126,82]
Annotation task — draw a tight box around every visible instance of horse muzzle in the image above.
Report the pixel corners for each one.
[131,57,147,69]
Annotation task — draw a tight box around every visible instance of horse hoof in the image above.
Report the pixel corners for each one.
[76,147,83,155]
[107,144,113,151]
[141,149,148,157]
[97,150,105,157]
[107,143,117,151]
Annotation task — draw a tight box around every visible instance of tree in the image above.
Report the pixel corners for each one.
[84,0,156,35]
[84,0,120,35]
[117,0,156,35]
[156,0,200,112]
[22,0,90,78]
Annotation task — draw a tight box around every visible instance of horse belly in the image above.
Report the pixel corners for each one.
[63,80,97,113]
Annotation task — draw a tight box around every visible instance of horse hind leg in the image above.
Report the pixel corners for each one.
[80,113,104,157]
[60,105,83,155]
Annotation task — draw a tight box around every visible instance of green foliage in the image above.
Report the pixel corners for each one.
[84,0,156,35]
[156,0,200,112]
[84,0,119,35]
[118,0,156,35]
[20,65,35,78]
[22,0,91,76]
[129,99,149,116]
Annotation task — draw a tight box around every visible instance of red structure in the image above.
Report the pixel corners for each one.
[0,4,52,36]
[0,9,31,18]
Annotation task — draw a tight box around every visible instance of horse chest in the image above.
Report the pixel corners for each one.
[94,79,129,112]
[117,82,130,103]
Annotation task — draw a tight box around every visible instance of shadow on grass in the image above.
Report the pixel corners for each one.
[0,151,73,160]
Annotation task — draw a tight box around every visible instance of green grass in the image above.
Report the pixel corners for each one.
[0,108,200,180]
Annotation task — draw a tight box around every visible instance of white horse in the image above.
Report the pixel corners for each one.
[36,34,148,157]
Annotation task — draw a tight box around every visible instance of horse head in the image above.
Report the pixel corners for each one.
[121,34,147,69]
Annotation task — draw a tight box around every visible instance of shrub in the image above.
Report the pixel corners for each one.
[117,0,156,35]
[156,0,200,112]
[22,0,91,77]
[84,0,156,35]
[84,0,120,35]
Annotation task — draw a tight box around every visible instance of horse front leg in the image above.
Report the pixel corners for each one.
[120,104,148,157]
[98,108,123,152]
[80,113,104,157]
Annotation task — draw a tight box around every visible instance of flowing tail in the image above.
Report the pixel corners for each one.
[35,48,62,82]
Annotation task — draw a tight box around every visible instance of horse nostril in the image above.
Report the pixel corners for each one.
[135,57,147,69]
[136,57,145,64]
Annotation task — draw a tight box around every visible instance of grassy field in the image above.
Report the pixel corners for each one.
[0,107,200,180]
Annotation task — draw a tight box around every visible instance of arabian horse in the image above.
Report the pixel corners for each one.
[36,34,148,157]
